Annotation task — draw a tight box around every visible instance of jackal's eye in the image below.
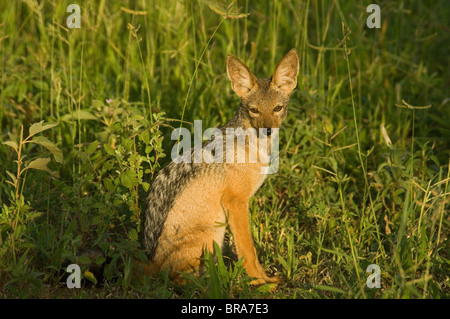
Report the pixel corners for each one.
[273,104,283,112]
[249,107,259,114]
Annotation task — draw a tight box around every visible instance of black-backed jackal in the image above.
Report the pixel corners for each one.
[140,49,299,285]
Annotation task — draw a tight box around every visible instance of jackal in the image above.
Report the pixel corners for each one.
[141,49,299,285]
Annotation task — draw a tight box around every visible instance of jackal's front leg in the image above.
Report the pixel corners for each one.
[223,196,280,285]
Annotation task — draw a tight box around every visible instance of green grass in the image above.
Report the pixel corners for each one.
[0,0,449,298]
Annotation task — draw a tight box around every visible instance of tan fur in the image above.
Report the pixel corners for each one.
[142,49,299,285]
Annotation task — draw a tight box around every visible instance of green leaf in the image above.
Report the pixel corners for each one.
[27,211,43,221]
[128,229,138,241]
[18,81,27,102]
[121,138,133,152]
[91,99,104,109]
[277,254,288,271]
[32,80,49,91]
[26,157,51,171]
[112,122,121,130]
[86,140,99,156]
[79,256,91,265]
[31,136,63,163]
[139,130,150,144]
[214,241,228,283]
[142,182,150,192]
[120,169,138,189]
[7,132,18,145]
[25,157,58,177]
[28,121,59,138]
[2,140,18,152]
[83,270,98,285]
[5,170,17,184]
[104,143,115,156]
[205,250,222,299]
[95,255,106,265]
[255,283,278,293]
[61,109,99,121]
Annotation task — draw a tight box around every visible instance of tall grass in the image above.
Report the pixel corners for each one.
[0,0,449,298]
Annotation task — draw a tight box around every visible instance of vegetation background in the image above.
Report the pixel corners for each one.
[0,0,448,298]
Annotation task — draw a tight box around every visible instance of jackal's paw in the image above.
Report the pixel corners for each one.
[249,278,268,286]
[250,275,281,286]
[265,275,282,283]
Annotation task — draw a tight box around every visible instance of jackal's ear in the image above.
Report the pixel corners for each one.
[271,48,299,95]
[227,54,258,99]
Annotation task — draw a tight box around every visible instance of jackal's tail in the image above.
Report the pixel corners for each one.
[133,258,158,277]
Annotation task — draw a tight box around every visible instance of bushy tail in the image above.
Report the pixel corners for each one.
[133,258,158,278]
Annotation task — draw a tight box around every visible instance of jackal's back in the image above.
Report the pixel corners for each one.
[143,160,202,258]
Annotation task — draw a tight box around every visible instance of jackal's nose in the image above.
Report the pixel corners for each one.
[259,128,273,137]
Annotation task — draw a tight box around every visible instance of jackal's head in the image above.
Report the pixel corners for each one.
[226,49,299,135]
